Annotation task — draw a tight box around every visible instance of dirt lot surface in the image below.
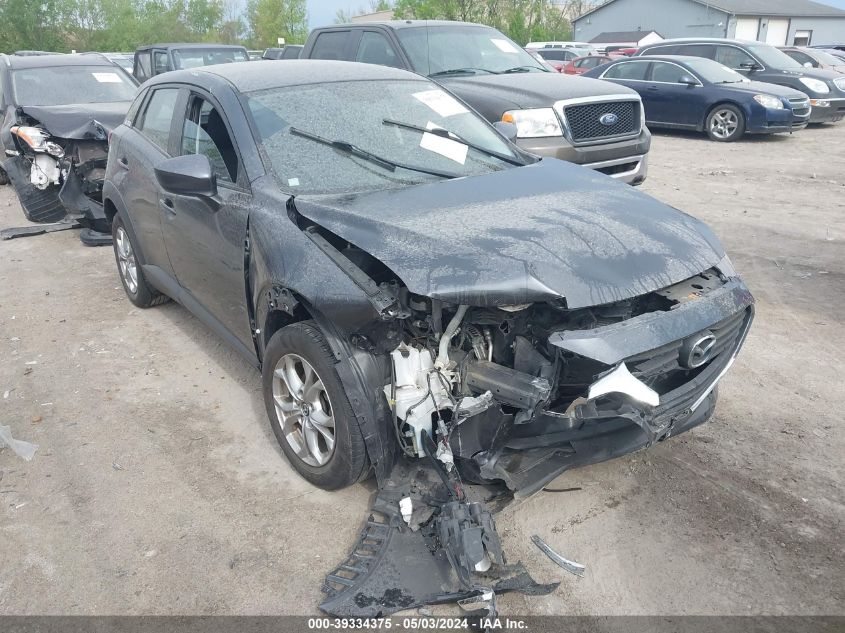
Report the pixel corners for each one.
[1,124,843,617]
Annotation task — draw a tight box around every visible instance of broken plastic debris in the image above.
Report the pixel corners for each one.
[399,496,413,525]
[0,424,39,461]
[531,534,586,577]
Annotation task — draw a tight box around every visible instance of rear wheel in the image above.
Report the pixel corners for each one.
[111,214,169,308]
[706,104,745,142]
[263,321,369,490]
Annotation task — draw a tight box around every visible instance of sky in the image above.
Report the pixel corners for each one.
[306,0,845,28]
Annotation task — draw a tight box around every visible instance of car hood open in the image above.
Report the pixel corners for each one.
[20,101,131,140]
[293,159,725,309]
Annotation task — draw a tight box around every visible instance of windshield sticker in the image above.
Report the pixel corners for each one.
[491,38,519,53]
[419,122,468,165]
[412,89,468,118]
[92,72,122,83]
[287,177,300,187]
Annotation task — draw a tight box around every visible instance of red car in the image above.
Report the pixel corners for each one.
[563,55,617,75]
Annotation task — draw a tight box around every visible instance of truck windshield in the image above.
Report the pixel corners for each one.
[11,65,138,106]
[172,48,249,69]
[246,79,521,195]
[395,25,548,76]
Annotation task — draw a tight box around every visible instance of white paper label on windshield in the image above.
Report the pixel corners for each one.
[491,38,519,53]
[420,122,468,165]
[412,89,468,118]
[287,177,300,187]
[92,72,122,83]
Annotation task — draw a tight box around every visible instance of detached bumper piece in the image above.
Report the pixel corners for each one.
[1,217,81,240]
[319,459,557,618]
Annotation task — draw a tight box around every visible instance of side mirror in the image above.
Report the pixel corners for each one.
[803,61,814,68]
[493,121,518,142]
[678,74,698,86]
[154,154,217,199]
[739,61,762,71]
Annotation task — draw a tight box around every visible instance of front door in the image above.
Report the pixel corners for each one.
[161,92,254,349]
[644,62,704,127]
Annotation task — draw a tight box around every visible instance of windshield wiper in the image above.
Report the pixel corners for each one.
[382,119,525,166]
[429,67,498,77]
[288,127,459,180]
[501,66,542,74]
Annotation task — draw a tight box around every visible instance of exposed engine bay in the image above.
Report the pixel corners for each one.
[300,220,754,619]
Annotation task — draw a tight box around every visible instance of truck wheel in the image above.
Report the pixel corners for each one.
[706,105,745,142]
[263,321,370,490]
[112,214,169,308]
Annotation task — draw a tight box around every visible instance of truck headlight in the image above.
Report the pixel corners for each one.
[502,108,562,138]
[799,77,830,94]
[753,94,784,109]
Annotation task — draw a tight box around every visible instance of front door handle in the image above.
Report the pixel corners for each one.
[160,197,175,214]
[117,156,129,169]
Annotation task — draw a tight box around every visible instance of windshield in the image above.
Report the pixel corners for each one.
[11,65,138,106]
[172,48,249,69]
[684,58,747,83]
[246,79,520,195]
[746,44,802,69]
[395,25,547,75]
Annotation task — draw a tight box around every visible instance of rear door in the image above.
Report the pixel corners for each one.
[117,86,183,275]
[161,90,253,349]
[643,61,704,126]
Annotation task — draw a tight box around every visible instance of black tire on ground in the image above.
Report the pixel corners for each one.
[705,104,746,142]
[262,321,370,490]
[111,214,169,308]
[15,183,66,223]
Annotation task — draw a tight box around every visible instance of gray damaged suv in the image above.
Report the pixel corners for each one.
[302,21,652,184]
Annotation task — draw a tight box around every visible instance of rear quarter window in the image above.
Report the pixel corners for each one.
[137,87,179,153]
[311,31,351,60]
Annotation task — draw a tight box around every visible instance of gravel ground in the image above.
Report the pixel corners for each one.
[0,124,843,616]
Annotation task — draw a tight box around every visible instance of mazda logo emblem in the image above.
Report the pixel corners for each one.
[599,112,619,126]
[680,332,717,369]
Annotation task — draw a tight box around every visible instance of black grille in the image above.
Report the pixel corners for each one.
[563,100,640,143]
[625,307,750,393]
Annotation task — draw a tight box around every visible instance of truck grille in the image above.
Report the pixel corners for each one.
[625,307,751,395]
[561,100,641,144]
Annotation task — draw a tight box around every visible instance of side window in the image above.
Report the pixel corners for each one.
[604,61,650,80]
[137,88,179,152]
[127,88,148,126]
[282,47,301,59]
[153,50,169,75]
[356,31,402,68]
[787,50,817,67]
[180,96,238,184]
[677,44,716,60]
[582,57,601,69]
[134,51,151,81]
[651,62,688,83]
[715,45,755,69]
[311,31,351,60]
[641,45,676,55]
[574,58,585,68]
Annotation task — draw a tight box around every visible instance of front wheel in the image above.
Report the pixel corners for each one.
[262,321,369,490]
[706,105,745,142]
[111,214,169,308]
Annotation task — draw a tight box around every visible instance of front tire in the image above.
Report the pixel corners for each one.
[263,321,369,490]
[706,104,745,142]
[111,214,169,308]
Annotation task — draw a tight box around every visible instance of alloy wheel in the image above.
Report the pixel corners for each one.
[272,353,336,467]
[115,227,138,294]
[710,109,739,139]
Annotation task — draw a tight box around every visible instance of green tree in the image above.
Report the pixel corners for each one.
[247,0,308,47]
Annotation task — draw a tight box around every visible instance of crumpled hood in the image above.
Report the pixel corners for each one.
[439,72,639,111]
[20,101,131,140]
[293,159,726,309]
